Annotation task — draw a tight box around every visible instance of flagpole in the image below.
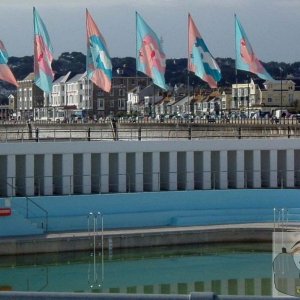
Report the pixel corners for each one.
[135,11,139,117]
[86,9,89,120]
[135,11,138,80]
[187,13,190,120]
[234,13,238,113]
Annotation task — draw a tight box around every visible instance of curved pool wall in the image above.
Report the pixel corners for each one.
[0,189,299,237]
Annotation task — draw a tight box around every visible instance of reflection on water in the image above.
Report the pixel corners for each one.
[0,243,272,295]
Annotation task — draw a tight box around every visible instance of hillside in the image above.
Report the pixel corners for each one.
[1,52,300,95]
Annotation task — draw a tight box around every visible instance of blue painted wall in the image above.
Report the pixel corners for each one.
[0,190,299,237]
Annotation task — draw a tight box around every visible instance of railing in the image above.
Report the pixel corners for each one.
[0,125,299,142]
[25,196,48,231]
[6,179,48,231]
[2,168,300,198]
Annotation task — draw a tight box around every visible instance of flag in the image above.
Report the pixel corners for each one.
[235,15,273,81]
[188,14,221,89]
[0,40,18,87]
[33,7,54,94]
[86,9,112,93]
[136,12,167,90]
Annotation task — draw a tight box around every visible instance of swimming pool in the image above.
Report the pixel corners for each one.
[0,243,272,295]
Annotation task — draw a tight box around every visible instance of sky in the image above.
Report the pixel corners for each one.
[1,0,300,63]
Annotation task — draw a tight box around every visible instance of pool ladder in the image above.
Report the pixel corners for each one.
[273,208,289,232]
[87,212,104,290]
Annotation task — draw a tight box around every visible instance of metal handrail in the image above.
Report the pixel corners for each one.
[25,196,48,231]
[6,179,48,232]
[0,124,299,142]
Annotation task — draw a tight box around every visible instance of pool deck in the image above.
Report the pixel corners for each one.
[0,223,285,256]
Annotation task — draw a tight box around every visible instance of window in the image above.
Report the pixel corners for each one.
[119,89,125,96]
[118,99,126,109]
[222,100,226,109]
[268,98,272,103]
[97,98,104,110]
[110,100,114,108]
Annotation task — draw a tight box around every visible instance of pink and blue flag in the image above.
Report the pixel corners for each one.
[86,9,112,93]
[0,40,18,87]
[188,14,221,88]
[33,7,54,94]
[136,12,167,90]
[235,15,273,81]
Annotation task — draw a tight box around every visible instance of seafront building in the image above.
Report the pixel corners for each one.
[231,79,300,114]
[13,70,300,120]
[29,74,151,121]
[16,73,44,120]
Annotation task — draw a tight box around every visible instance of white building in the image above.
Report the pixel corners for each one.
[66,72,92,111]
[49,72,71,107]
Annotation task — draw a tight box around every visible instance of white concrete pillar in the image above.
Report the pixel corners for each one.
[152,152,160,192]
[82,153,91,194]
[169,151,177,191]
[236,150,245,188]
[118,152,126,193]
[253,150,261,188]
[186,151,194,190]
[25,154,34,196]
[7,155,15,196]
[44,154,53,195]
[286,149,294,188]
[62,153,73,195]
[135,152,143,192]
[203,151,211,189]
[270,150,278,188]
[100,153,109,193]
[237,279,245,295]
[219,150,228,189]
[220,279,228,295]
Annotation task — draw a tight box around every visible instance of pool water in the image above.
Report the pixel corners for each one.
[0,243,272,295]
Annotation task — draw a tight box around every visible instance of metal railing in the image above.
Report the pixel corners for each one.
[6,179,48,231]
[2,168,300,198]
[0,124,299,142]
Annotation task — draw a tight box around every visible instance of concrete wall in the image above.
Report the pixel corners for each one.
[1,189,300,237]
[0,138,299,197]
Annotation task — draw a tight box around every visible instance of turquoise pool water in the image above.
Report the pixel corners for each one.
[0,243,272,295]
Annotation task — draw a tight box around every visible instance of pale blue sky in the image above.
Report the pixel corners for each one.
[1,0,299,62]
